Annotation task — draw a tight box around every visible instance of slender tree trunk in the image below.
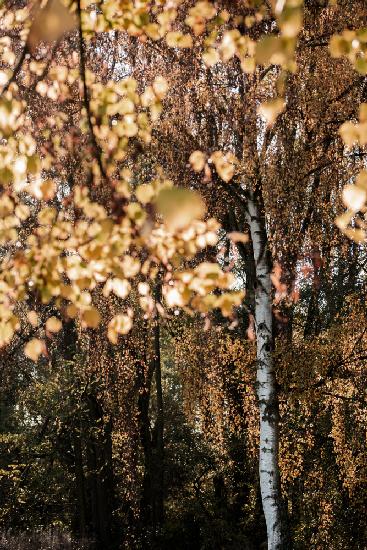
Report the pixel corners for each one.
[137,357,154,537]
[137,291,164,542]
[73,423,87,539]
[153,284,164,528]
[245,190,282,549]
[85,393,114,549]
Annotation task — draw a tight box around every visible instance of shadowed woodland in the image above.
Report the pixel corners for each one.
[0,1,367,549]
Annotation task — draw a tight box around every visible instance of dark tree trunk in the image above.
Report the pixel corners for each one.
[137,351,155,543]
[85,393,114,549]
[153,284,164,529]
[73,423,87,539]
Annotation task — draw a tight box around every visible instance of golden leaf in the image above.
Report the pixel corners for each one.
[241,57,256,73]
[15,204,30,221]
[166,32,193,48]
[45,316,62,333]
[258,98,285,125]
[82,307,101,329]
[214,291,244,317]
[24,338,45,362]
[136,184,155,204]
[40,179,57,201]
[335,211,353,231]
[164,286,185,308]
[111,278,131,299]
[255,36,281,65]
[342,184,366,212]
[37,207,57,225]
[228,231,249,244]
[339,121,359,147]
[359,103,367,123]
[156,188,206,230]
[202,48,220,67]
[189,150,206,172]
[28,0,77,51]
[138,282,150,295]
[210,151,238,182]
[121,256,141,278]
[27,311,39,327]
[107,313,133,343]
[152,76,169,99]
[66,303,78,319]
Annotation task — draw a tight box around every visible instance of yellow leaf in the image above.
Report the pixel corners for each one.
[339,121,359,147]
[126,203,146,225]
[36,81,48,96]
[121,256,141,278]
[188,1,216,20]
[40,179,57,201]
[335,210,353,231]
[111,278,131,299]
[255,36,281,65]
[189,150,206,172]
[27,0,77,51]
[24,338,45,362]
[210,151,238,182]
[278,6,303,38]
[66,303,78,319]
[0,321,16,348]
[136,184,155,204]
[138,282,150,295]
[220,30,240,61]
[329,34,347,58]
[359,103,367,123]
[241,57,256,73]
[37,207,57,225]
[107,314,133,343]
[166,32,193,48]
[164,286,185,308]
[258,98,285,125]
[342,184,366,212]
[202,48,220,67]
[228,231,249,243]
[27,311,39,327]
[152,76,169,99]
[118,97,135,115]
[156,188,206,230]
[82,307,101,328]
[15,204,30,220]
[45,316,62,333]
[214,291,244,316]
[358,122,367,145]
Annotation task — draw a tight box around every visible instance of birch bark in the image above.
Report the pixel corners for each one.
[245,191,282,549]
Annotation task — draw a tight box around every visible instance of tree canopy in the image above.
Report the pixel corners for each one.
[0,1,367,549]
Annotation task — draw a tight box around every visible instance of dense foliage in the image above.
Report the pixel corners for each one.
[0,1,367,549]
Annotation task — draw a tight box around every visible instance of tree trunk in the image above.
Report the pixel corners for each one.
[153,283,164,528]
[245,190,282,550]
[73,423,87,539]
[85,393,114,549]
[137,356,154,537]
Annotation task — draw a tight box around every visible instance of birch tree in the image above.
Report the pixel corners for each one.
[245,190,282,549]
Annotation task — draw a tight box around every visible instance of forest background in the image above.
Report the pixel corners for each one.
[0,1,367,549]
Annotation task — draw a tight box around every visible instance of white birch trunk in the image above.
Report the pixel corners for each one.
[245,191,282,550]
